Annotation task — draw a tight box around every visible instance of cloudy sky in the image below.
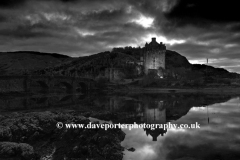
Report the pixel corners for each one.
[0,0,240,73]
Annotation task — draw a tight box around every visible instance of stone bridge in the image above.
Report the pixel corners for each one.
[0,76,96,93]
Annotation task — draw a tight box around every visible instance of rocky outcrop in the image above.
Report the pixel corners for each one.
[0,111,125,160]
[0,142,39,160]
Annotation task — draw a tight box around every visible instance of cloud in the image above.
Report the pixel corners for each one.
[131,14,154,28]
[0,0,240,72]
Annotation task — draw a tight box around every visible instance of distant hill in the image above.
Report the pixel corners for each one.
[0,51,72,75]
[192,64,239,78]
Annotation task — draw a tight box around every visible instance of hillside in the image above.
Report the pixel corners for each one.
[192,64,239,79]
[165,50,192,69]
[0,49,239,80]
[0,51,72,75]
[33,51,139,77]
[32,48,239,80]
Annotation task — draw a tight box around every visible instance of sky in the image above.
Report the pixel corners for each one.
[0,0,240,73]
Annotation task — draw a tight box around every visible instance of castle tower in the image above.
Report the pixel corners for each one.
[143,37,166,76]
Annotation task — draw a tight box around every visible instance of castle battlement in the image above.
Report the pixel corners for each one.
[144,38,166,51]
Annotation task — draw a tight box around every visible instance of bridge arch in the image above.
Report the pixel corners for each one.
[0,76,95,93]
[29,80,49,93]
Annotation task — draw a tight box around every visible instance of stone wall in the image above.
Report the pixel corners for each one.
[144,50,165,74]
[105,68,124,82]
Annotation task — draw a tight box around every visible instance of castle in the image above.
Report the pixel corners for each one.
[143,38,166,77]
[104,37,167,81]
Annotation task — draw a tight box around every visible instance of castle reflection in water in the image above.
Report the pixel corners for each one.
[107,95,189,141]
[144,100,167,141]
[104,94,232,141]
[0,93,232,141]
[110,97,168,141]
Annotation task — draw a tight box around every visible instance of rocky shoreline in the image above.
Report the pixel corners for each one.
[0,111,126,160]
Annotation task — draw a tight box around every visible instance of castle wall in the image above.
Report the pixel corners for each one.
[144,50,166,75]
[142,38,166,76]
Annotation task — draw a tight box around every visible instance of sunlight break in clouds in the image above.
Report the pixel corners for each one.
[42,12,71,22]
[132,15,154,28]
[74,28,95,37]
[143,34,186,45]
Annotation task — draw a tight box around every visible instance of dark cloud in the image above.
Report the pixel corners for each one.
[165,0,240,24]
[230,23,240,32]
[0,0,26,8]
[0,15,7,22]
[0,26,52,39]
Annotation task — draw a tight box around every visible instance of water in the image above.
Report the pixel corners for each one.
[121,97,240,160]
[1,93,240,160]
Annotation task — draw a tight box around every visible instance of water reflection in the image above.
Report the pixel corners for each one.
[1,93,240,160]
[0,93,88,112]
[122,97,240,160]
[143,100,167,141]
[103,94,233,142]
[0,93,234,141]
